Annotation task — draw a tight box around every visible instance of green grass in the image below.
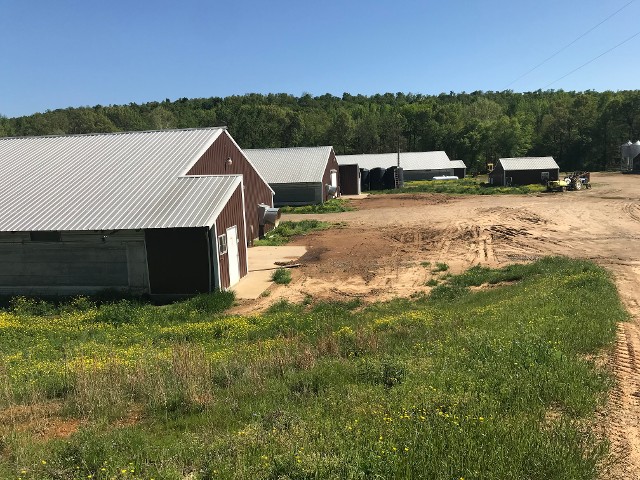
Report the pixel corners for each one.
[432,262,449,273]
[0,258,626,479]
[271,268,292,285]
[279,198,354,214]
[372,177,547,195]
[253,220,332,246]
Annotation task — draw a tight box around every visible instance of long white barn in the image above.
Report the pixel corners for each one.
[337,151,453,180]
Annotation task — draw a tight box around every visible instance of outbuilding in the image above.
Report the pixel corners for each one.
[244,146,340,206]
[488,157,559,186]
[451,160,467,178]
[0,127,273,296]
[337,151,453,180]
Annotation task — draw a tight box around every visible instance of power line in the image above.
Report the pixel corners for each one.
[542,28,640,89]
[504,0,635,89]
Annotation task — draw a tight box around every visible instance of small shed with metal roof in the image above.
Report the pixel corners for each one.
[244,146,340,206]
[450,160,467,178]
[337,151,453,180]
[0,127,274,296]
[488,157,559,186]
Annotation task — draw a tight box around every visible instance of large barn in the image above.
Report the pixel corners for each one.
[244,146,340,206]
[0,128,273,296]
[488,157,559,186]
[337,151,453,180]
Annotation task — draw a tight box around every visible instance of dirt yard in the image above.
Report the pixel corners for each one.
[237,172,640,478]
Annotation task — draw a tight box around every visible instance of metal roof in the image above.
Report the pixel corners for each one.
[498,157,559,171]
[450,160,467,169]
[337,151,451,171]
[0,127,246,231]
[244,146,334,184]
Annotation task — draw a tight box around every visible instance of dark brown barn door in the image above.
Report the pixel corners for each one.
[144,228,210,294]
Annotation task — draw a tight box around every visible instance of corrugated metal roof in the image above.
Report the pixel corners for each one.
[498,157,559,171]
[0,128,245,231]
[337,151,451,170]
[451,160,467,169]
[244,146,334,184]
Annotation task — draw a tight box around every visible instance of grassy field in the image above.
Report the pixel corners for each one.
[253,220,333,246]
[0,258,625,479]
[279,198,354,214]
[373,177,547,195]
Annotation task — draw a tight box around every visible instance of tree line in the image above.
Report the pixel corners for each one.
[2,90,640,172]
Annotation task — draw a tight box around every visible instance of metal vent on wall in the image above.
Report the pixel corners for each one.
[258,204,280,226]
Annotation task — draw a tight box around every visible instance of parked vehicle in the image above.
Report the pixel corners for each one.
[547,179,569,192]
[547,172,591,192]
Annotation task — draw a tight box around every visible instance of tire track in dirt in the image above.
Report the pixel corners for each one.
[606,320,640,479]
[601,260,640,480]
[623,202,640,224]
[436,224,457,259]
[465,225,496,265]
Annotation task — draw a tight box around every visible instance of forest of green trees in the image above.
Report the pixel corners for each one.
[2,90,639,173]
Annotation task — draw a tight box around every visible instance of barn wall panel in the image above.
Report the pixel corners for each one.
[321,149,340,202]
[272,183,322,206]
[145,228,210,294]
[500,169,559,186]
[0,230,147,294]
[187,132,273,241]
[215,184,248,290]
[453,168,466,179]
[488,164,504,185]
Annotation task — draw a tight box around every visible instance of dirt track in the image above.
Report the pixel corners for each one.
[239,172,640,477]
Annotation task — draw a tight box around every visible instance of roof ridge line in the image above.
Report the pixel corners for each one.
[0,126,228,141]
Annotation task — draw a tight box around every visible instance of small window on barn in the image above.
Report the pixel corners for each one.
[30,231,61,242]
[218,234,227,255]
[541,171,549,182]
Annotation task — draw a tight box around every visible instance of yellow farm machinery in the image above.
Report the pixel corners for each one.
[547,172,591,192]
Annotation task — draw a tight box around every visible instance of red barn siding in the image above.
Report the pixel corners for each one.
[321,149,340,202]
[187,131,273,241]
[215,184,248,290]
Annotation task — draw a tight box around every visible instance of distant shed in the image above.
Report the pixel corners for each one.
[450,160,467,178]
[245,146,340,206]
[0,128,273,296]
[488,157,559,186]
[337,151,452,180]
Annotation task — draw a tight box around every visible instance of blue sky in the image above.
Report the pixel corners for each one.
[2,0,640,117]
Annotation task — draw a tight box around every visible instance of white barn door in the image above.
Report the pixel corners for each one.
[226,226,241,287]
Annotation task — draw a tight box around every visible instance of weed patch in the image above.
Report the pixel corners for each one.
[254,220,332,246]
[280,198,354,214]
[432,262,449,272]
[271,268,292,285]
[373,177,547,195]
